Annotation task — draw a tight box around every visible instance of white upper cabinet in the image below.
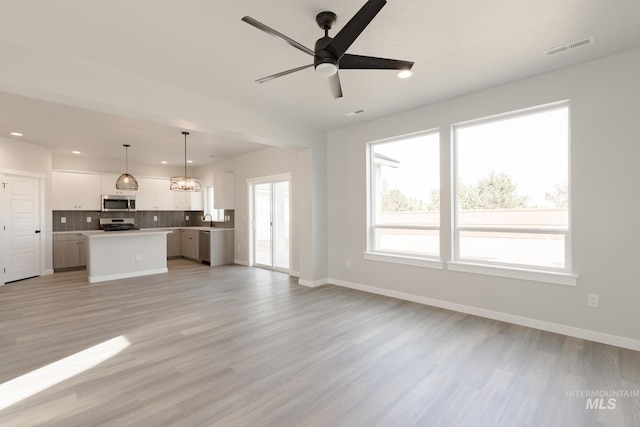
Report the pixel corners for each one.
[171,188,203,211]
[189,191,203,211]
[52,172,203,211]
[100,173,137,196]
[137,177,173,210]
[213,172,234,209]
[52,171,101,210]
[172,191,189,211]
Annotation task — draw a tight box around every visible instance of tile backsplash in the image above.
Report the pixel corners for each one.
[53,210,235,232]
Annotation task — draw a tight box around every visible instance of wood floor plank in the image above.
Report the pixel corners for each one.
[1,259,639,426]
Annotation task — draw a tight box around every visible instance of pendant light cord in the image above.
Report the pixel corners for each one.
[182,131,189,176]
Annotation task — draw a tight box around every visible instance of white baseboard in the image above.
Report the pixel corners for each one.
[328,277,640,352]
[298,277,329,288]
[233,259,249,266]
[289,270,300,278]
[89,268,168,284]
[43,269,54,276]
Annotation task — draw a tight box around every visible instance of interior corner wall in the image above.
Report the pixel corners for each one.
[326,48,640,345]
[298,144,329,284]
[206,146,305,276]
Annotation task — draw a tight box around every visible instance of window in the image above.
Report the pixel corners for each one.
[367,131,440,261]
[453,103,570,272]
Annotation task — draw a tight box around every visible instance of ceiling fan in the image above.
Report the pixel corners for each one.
[242,0,414,99]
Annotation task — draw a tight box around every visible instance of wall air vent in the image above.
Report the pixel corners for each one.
[544,36,595,57]
[346,109,367,117]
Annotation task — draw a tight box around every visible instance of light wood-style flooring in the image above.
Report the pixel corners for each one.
[1,259,639,426]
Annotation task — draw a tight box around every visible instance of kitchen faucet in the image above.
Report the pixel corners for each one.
[202,213,213,227]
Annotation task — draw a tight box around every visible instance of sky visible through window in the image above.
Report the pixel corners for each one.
[456,107,569,208]
[372,106,568,211]
[373,132,439,205]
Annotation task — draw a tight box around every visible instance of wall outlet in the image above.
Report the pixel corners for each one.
[61,217,66,223]
[588,293,599,307]
[135,253,142,261]
[86,216,91,223]
[153,216,158,222]
[186,215,189,221]
[346,259,352,268]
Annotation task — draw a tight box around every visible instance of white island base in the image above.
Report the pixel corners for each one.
[83,230,172,283]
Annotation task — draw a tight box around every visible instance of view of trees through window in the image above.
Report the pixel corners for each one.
[454,104,570,269]
[369,102,570,272]
[371,131,439,256]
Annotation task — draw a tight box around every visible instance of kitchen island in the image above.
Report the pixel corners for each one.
[82,229,173,283]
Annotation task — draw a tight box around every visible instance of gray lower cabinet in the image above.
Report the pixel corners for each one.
[181,229,200,261]
[53,234,87,270]
[166,228,233,265]
[166,230,182,258]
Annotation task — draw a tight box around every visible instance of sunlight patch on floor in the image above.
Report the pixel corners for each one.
[0,335,130,411]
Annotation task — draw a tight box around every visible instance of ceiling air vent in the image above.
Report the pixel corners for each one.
[346,109,366,117]
[545,36,595,57]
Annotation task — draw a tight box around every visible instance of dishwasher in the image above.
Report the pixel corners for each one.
[199,231,211,264]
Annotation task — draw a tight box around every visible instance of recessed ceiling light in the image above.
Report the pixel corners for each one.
[161,161,168,164]
[10,132,23,137]
[72,151,81,154]
[397,70,413,79]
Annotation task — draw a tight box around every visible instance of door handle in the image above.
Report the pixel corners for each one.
[35,230,41,234]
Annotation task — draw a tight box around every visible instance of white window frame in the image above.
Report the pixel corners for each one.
[365,130,443,269]
[450,101,576,285]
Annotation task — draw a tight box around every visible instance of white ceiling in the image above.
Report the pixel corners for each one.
[0,0,639,166]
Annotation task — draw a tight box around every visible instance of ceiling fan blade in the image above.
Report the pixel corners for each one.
[326,0,387,59]
[324,72,343,99]
[241,16,315,56]
[256,64,314,83]
[339,54,414,70]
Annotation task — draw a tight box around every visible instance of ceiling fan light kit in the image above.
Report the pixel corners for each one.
[170,131,201,192]
[242,0,414,98]
[115,144,139,191]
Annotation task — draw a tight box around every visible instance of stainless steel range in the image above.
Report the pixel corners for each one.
[99,217,140,232]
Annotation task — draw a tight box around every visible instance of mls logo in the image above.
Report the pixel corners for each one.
[586,398,617,410]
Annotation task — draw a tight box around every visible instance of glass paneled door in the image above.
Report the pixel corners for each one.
[252,178,290,272]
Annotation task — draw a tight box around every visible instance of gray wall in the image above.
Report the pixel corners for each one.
[326,48,640,344]
[195,146,310,277]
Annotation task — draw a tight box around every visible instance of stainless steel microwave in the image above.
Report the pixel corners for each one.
[101,194,136,212]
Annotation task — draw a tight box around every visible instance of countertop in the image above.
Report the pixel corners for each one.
[53,227,234,235]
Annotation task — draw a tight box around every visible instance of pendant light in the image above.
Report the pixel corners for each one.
[115,144,138,191]
[170,131,201,192]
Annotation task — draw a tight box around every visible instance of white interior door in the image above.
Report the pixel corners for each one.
[252,177,290,272]
[1,174,41,284]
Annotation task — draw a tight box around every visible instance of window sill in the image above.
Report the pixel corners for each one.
[447,261,578,286]
[363,252,444,270]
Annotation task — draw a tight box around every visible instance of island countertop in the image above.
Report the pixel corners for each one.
[54,227,234,235]
[81,229,173,238]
